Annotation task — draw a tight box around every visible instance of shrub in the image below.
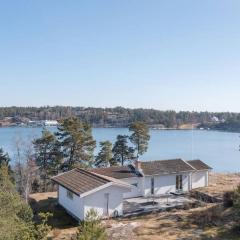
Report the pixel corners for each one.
[223,191,234,208]
[190,204,222,227]
[77,209,107,240]
[233,185,240,209]
[34,212,53,240]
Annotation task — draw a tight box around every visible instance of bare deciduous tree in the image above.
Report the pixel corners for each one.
[13,135,39,203]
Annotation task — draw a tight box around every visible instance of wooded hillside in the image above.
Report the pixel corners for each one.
[0,106,240,128]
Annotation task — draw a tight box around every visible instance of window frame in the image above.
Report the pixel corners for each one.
[132,183,138,187]
[66,189,74,200]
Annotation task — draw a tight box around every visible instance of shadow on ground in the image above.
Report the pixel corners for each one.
[29,195,78,229]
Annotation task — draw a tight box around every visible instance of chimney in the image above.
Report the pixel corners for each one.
[134,159,142,171]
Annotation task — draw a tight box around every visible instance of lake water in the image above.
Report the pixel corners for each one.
[0,127,239,173]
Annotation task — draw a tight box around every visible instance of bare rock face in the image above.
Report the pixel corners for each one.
[105,221,141,240]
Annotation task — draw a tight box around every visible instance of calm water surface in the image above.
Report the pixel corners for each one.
[0,127,239,172]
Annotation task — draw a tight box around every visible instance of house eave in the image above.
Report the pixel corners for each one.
[143,170,195,177]
[80,181,132,198]
[52,180,80,196]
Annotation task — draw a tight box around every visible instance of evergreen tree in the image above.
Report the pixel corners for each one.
[56,118,96,170]
[0,163,52,240]
[34,212,53,240]
[0,147,14,182]
[77,209,107,240]
[234,185,240,210]
[33,129,62,191]
[129,121,150,158]
[95,141,114,167]
[0,148,10,166]
[112,135,134,166]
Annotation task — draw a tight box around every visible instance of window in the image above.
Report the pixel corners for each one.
[151,177,154,195]
[66,190,74,200]
[132,183,138,187]
[176,175,183,191]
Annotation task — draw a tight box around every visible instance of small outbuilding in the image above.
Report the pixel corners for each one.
[52,168,132,220]
[187,160,211,189]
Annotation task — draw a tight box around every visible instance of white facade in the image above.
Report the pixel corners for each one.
[191,171,209,189]
[144,173,190,196]
[122,177,144,198]
[59,185,84,220]
[120,171,209,198]
[58,184,129,220]
[121,173,192,198]
[83,185,126,218]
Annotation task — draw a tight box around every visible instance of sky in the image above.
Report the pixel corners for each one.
[0,0,240,112]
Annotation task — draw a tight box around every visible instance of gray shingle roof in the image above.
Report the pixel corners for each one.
[140,159,195,175]
[52,168,110,196]
[52,159,211,195]
[90,165,142,179]
[187,160,212,170]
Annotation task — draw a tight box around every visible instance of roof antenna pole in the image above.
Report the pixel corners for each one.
[191,123,194,160]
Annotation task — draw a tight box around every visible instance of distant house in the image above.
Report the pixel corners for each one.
[52,159,212,220]
[212,116,219,122]
[44,120,58,126]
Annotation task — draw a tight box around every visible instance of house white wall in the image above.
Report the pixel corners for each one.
[58,185,84,220]
[83,185,127,218]
[59,184,129,220]
[191,171,208,189]
[121,177,144,198]
[144,173,191,196]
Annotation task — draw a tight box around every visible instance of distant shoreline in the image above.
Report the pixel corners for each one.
[1,125,240,133]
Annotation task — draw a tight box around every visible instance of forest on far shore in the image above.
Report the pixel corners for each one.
[1,106,240,131]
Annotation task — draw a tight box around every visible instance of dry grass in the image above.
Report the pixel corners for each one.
[114,204,240,240]
[198,172,240,199]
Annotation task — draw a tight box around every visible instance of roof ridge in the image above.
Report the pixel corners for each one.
[51,168,76,180]
[76,168,111,183]
[181,159,197,170]
[91,165,129,170]
[140,158,183,164]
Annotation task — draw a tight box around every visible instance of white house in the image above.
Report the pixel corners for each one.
[52,159,212,220]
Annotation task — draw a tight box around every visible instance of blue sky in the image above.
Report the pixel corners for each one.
[0,0,240,111]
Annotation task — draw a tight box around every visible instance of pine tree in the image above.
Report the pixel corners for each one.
[77,209,107,240]
[0,148,10,166]
[56,118,96,170]
[33,129,62,191]
[112,135,134,166]
[95,141,114,167]
[0,147,14,182]
[129,121,150,158]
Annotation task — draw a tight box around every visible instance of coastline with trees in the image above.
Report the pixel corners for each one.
[1,106,240,132]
